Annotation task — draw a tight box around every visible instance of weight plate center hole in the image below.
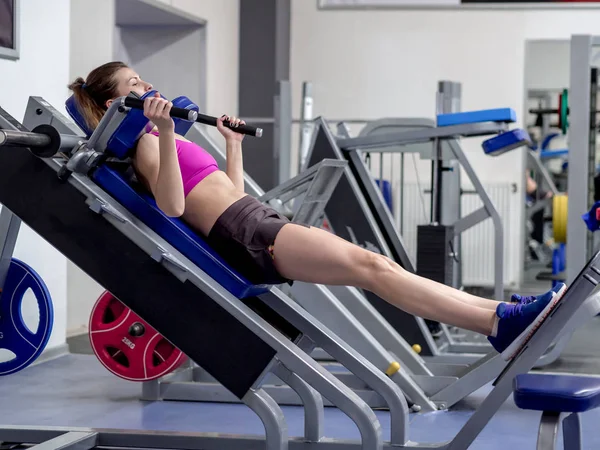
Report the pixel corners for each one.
[0,349,17,363]
[153,338,175,367]
[20,288,40,335]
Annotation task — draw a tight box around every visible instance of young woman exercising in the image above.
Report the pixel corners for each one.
[68,61,566,361]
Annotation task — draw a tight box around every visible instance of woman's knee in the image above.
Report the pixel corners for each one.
[353,250,398,290]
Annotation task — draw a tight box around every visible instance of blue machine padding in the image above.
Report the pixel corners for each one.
[92,165,271,299]
[65,91,200,156]
[541,133,560,151]
[436,108,516,127]
[482,129,531,157]
[66,96,94,138]
[514,373,600,413]
[375,179,393,213]
[171,96,199,136]
[582,201,600,233]
[540,148,568,159]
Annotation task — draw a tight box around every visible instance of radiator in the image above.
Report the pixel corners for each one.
[393,182,520,288]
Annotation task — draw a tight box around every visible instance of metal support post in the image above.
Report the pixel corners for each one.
[274,80,292,185]
[567,35,599,284]
[298,81,314,171]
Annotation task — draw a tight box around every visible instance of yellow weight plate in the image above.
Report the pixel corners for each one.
[553,194,568,243]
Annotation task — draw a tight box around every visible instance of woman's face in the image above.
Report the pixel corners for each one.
[105,67,154,108]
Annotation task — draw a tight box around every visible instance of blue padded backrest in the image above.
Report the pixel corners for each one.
[92,165,271,299]
[65,95,94,138]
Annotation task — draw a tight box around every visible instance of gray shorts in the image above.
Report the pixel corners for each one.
[207,195,305,285]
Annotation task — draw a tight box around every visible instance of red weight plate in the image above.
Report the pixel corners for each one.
[89,291,187,381]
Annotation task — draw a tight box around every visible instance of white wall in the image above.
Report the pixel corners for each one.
[159,0,239,122]
[0,0,71,353]
[67,0,240,334]
[525,40,571,92]
[67,0,116,335]
[291,3,600,287]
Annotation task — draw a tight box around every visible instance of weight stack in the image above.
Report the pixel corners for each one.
[416,224,455,286]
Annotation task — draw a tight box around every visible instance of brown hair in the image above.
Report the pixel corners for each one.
[67,61,129,131]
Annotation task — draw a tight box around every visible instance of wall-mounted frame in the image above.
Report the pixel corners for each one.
[0,0,19,61]
[318,0,600,10]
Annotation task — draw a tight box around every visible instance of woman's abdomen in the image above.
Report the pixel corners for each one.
[182,171,248,236]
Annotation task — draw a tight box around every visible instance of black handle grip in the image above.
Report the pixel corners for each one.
[123,97,263,138]
[195,112,263,138]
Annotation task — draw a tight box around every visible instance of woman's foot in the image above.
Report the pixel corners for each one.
[510,283,566,305]
[488,282,567,360]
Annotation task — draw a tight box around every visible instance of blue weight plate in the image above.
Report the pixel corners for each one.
[0,258,53,375]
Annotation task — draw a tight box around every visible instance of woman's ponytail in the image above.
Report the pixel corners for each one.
[67,61,129,132]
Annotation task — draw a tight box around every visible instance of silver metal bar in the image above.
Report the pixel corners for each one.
[242,389,287,450]
[0,129,51,147]
[288,282,437,414]
[567,35,596,284]
[430,353,505,409]
[448,139,504,301]
[338,122,509,151]
[0,207,21,290]
[0,425,445,450]
[271,363,324,443]
[299,81,314,170]
[536,411,561,450]
[527,151,559,196]
[453,207,488,236]
[28,432,98,450]
[261,288,409,445]
[275,80,292,184]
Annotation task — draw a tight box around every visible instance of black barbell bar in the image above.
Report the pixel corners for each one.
[0,125,83,158]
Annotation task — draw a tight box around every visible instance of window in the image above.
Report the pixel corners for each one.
[0,0,19,60]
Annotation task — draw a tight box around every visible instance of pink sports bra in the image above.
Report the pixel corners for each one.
[149,131,220,197]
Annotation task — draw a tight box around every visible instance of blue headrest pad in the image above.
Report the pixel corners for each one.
[92,165,271,299]
[104,90,159,159]
[66,95,94,138]
[482,129,531,157]
[172,96,199,136]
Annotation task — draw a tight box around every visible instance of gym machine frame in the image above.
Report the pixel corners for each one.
[566,35,600,285]
[8,97,412,450]
[4,100,600,450]
[6,92,600,450]
[23,98,451,414]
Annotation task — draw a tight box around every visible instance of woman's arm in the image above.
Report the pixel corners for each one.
[134,93,185,217]
[217,115,246,192]
[225,139,245,192]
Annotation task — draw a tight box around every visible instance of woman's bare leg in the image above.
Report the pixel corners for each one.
[272,224,497,336]
[312,226,504,311]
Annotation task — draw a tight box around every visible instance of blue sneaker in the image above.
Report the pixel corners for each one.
[510,284,566,305]
[489,283,566,360]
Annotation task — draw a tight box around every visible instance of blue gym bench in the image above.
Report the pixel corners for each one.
[514,371,600,450]
[1,92,600,449]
